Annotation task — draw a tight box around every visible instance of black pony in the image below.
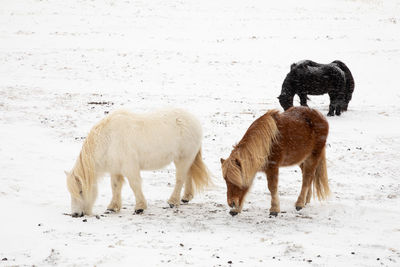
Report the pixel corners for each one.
[278,60,354,116]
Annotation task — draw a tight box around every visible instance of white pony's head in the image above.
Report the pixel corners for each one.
[65,171,94,217]
[65,170,87,217]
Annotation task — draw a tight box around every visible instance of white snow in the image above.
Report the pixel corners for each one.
[1,0,400,266]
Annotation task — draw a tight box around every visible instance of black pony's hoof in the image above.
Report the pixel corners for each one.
[327,113,334,117]
[72,212,84,218]
[229,210,238,216]
[269,211,278,217]
[135,209,144,214]
[295,206,303,211]
[181,199,189,204]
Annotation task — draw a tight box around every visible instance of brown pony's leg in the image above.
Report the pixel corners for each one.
[265,166,280,216]
[296,158,318,210]
[299,163,312,204]
[306,187,312,204]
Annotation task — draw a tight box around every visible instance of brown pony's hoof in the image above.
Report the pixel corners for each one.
[72,212,84,218]
[295,206,303,211]
[269,211,278,217]
[135,209,144,214]
[229,210,238,216]
[181,199,189,204]
[169,204,175,208]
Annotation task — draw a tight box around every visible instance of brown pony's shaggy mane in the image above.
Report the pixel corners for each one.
[223,109,280,188]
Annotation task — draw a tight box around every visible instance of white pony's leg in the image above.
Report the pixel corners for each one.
[182,175,194,203]
[107,174,124,212]
[125,170,147,214]
[168,160,191,207]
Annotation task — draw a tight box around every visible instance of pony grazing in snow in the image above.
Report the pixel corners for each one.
[221,106,330,216]
[278,60,354,116]
[65,108,211,217]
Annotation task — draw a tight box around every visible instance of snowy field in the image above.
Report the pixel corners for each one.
[1,0,400,266]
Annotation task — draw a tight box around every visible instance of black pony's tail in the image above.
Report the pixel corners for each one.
[332,60,355,106]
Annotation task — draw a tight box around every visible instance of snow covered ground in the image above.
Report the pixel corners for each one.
[1,0,400,266]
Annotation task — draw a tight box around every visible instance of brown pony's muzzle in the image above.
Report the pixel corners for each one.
[227,197,241,216]
[229,201,239,216]
[229,210,239,216]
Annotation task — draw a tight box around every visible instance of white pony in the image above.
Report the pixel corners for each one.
[65,108,211,217]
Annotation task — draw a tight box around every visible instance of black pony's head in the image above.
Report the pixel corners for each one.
[278,94,293,111]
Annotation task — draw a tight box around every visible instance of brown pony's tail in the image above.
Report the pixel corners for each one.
[188,149,212,193]
[313,147,331,200]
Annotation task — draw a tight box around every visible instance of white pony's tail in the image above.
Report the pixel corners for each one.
[188,149,212,192]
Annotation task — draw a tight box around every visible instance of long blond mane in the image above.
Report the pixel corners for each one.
[223,110,280,188]
[67,117,108,199]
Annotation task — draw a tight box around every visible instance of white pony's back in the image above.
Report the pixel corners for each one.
[94,108,202,174]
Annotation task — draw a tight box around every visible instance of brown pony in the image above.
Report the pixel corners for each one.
[220,106,330,216]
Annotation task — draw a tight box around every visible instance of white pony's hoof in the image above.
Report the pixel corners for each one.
[269,211,278,217]
[135,209,144,214]
[72,212,84,218]
[168,198,180,208]
[104,209,116,214]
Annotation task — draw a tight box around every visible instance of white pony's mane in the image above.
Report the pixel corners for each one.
[67,115,108,199]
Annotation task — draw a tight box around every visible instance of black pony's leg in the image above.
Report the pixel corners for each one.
[328,91,345,116]
[328,105,335,116]
[335,91,347,116]
[341,92,349,111]
[299,94,308,107]
[328,92,337,116]
[335,105,342,116]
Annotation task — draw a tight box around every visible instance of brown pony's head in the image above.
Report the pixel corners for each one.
[220,157,249,216]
